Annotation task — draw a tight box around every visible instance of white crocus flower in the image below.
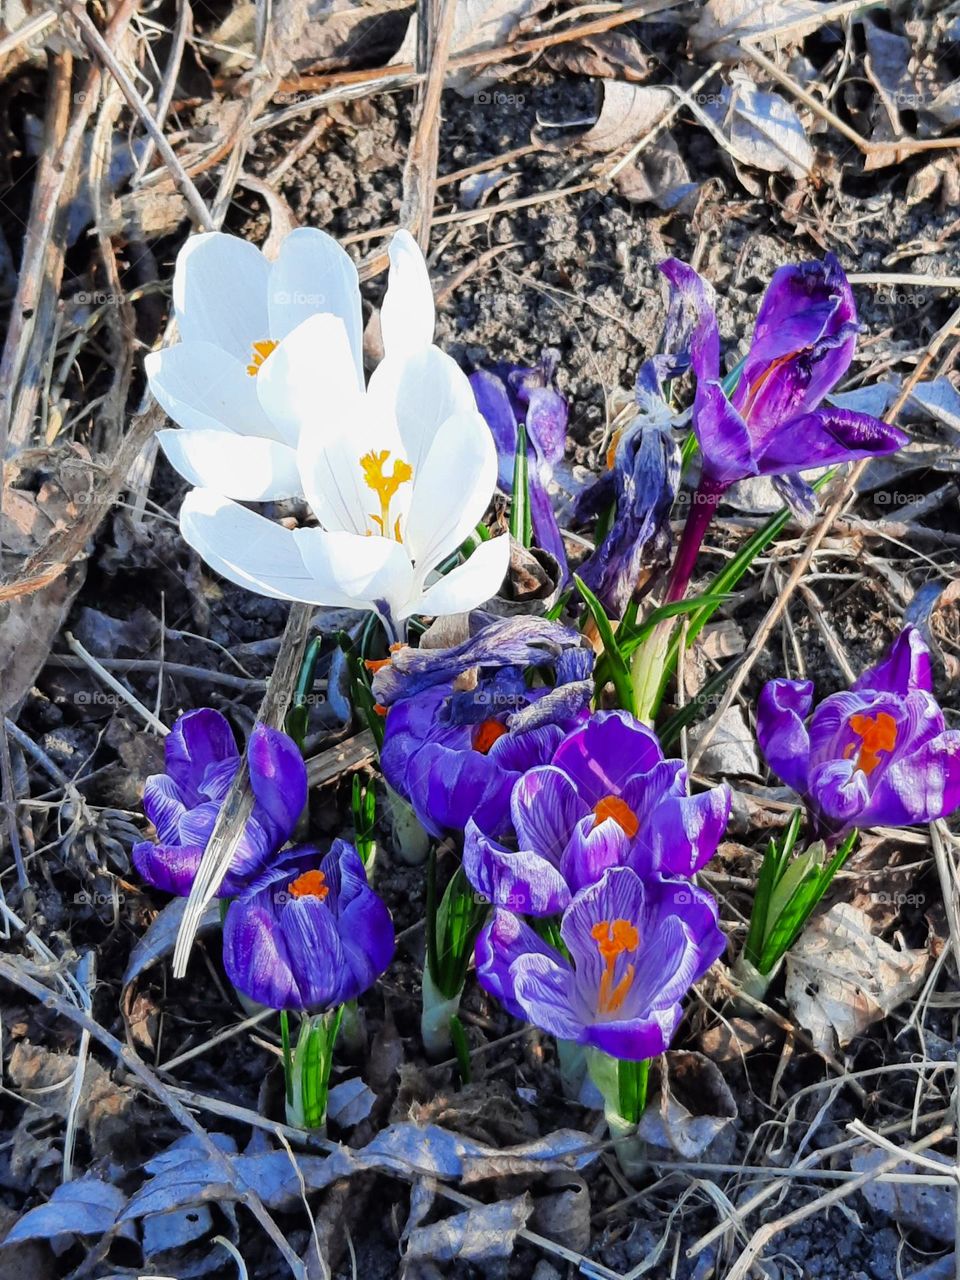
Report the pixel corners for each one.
[176,300,509,635]
[146,227,428,502]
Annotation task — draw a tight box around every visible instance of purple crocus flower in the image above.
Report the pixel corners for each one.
[471,352,569,573]
[223,840,394,1012]
[464,709,730,916]
[380,668,589,840]
[660,255,908,605]
[679,253,908,494]
[476,866,725,1060]
[133,708,306,897]
[757,627,960,846]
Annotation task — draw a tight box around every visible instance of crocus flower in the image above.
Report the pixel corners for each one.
[476,866,725,1060]
[174,232,509,636]
[380,663,591,840]
[757,626,960,846]
[223,840,395,1011]
[679,253,908,495]
[148,226,370,501]
[471,352,569,572]
[464,710,730,916]
[133,709,306,897]
[575,421,680,616]
[657,254,907,603]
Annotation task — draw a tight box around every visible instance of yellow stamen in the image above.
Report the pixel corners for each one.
[591,918,639,1015]
[592,795,639,839]
[843,710,897,776]
[246,339,278,377]
[288,869,328,900]
[360,449,413,541]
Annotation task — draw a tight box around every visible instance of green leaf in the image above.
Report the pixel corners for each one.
[450,1015,472,1085]
[429,864,488,998]
[510,423,533,547]
[574,574,637,715]
[617,1057,650,1125]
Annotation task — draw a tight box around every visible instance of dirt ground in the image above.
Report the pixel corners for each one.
[3,2,960,1277]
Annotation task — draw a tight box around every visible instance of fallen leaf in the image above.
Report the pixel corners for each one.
[403,1194,533,1264]
[1,1177,125,1245]
[637,1051,737,1159]
[908,377,960,437]
[614,131,699,212]
[544,32,650,82]
[785,903,929,1054]
[123,897,221,990]
[565,81,673,155]
[691,0,830,60]
[392,0,551,94]
[690,704,762,778]
[726,74,814,178]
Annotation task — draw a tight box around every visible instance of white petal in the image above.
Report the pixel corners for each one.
[367,346,477,478]
[404,408,498,574]
[380,229,434,360]
[268,314,404,535]
[268,228,364,389]
[293,527,415,616]
[399,536,509,620]
[158,430,302,501]
[179,490,324,602]
[146,343,277,438]
[173,232,270,362]
[257,313,362,449]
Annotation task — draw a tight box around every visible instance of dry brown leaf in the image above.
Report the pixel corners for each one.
[573,81,673,154]
[691,0,829,60]
[784,903,929,1054]
[392,0,551,94]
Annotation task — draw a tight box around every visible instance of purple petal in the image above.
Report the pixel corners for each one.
[164,709,238,805]
[223,898,299,1010]
[471,369,518,490]
[560,815,632,894]
[549,711,663,807]
[641,781,731,878]
[475,911,562,1021]
[659,258,717,372]
[642,876,726,973]
[142,775,186,844]
[511,953,584,1042]
[279,895,350,1010]
[865,730,960,827]
[321,842,395,990]
[247,723,307,849]
[133,840,205,897]
[755,406,908,476]
[693,381,758,487]
[413,742,514,838]
[756,679,814,795]
[525,384,568,466]
[853,626,932,695]
[490,723,567,771]
[734,254,857,423]
[463,820,571,917]
[808,758,871,833]
[584,1009,680,1060]
[510,766,587,865]
[528,467,568,576]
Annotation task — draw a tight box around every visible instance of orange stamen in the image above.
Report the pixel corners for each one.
[740,351,800,419]
[365,658,392,672]
[845,710,897,776]
[592,794,639,839]
[288,869,329,900]
[360,449,413,541]
[246,339,278,377]
[373,703,388,717]
[472,719,508,754]
[591,918,639,1015]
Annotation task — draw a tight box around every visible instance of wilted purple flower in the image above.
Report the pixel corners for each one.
[576,421,681,616]
[380,666,590,840]
[757,627,960,846]
[476,866,725,1060]
[133,709,306,897]
[677,253,907,495]
[471,351,569,572]
[223,840,394,1011]
[464,710,730,916]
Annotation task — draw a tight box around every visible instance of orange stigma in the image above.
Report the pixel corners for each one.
[472,718,508,754]
[288,869,329,900]
[246,339,278,376]
[591,918,639,1015]
[844,710,897,775]
[740,351,800,419]
[592,794,639,838]
[360,450,413,541]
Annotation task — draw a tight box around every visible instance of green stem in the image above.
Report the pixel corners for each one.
[280,1010,293,1107]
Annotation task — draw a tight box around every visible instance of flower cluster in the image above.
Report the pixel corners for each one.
[135,709,394,1015]
[131,224,957,1143]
